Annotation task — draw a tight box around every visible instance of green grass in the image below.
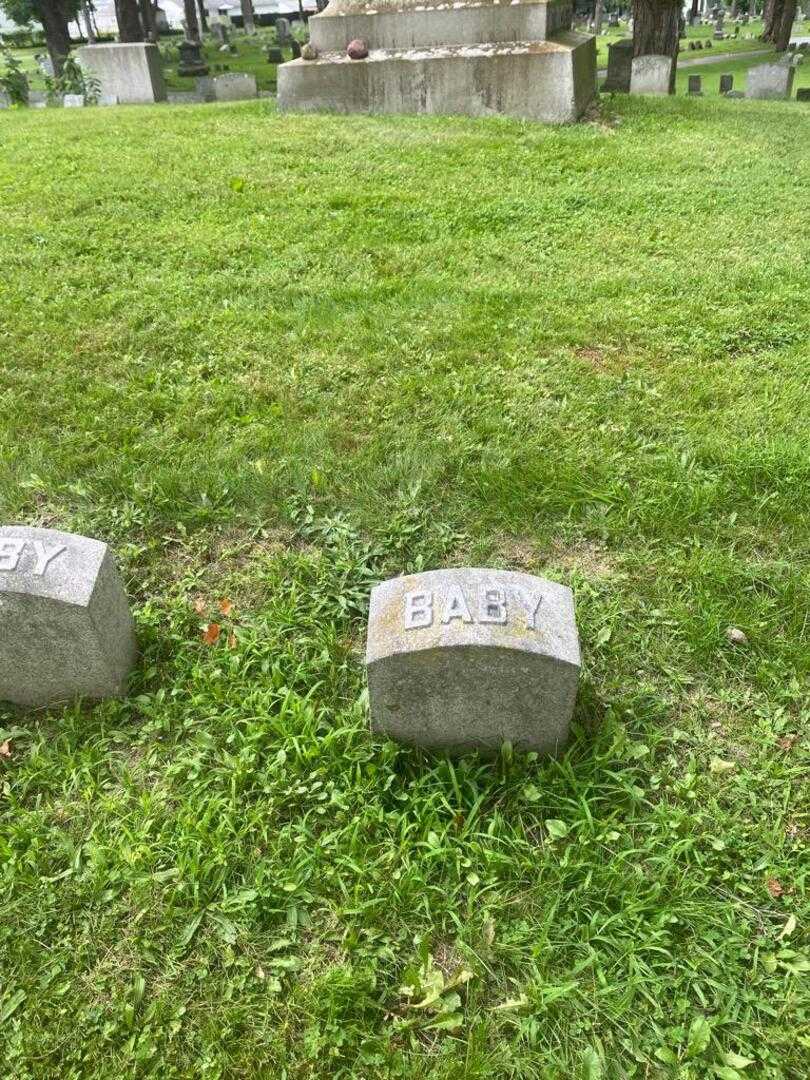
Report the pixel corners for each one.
[0,95,808,1078]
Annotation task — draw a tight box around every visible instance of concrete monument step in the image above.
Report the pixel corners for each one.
[279,33,595,122]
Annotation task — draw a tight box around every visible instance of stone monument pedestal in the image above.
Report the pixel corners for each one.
[76,42,167,104]
[279,0,596,124]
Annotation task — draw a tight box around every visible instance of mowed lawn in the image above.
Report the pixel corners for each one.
[0,97,808,1079]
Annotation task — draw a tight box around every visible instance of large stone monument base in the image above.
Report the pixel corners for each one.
[279,0,596,124]
[77,43,167,105]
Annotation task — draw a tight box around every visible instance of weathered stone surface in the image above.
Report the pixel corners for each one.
[76,43,167,104]
[602,37,633,92]
[630,54,675,95]
[719,73,733,93]
[746,61,794,99]
[63,94,85,107]
[209,73,258,101]
[0,527,137,708]
[366,568,580,754]
[687,74,702,95]
[278,0,596,124]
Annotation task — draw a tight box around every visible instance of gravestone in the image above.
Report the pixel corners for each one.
[76,43,167,103]
[603,37,634,92]
[212,22,229,44]
[746,61,795,99]
[719,72,733,93]
[276,16,292,43]
[630,53,675,95]
[366,569,580,754]
[0,92,10,109]
[797,87,810,100]
[267,46,285,63]
[0,527,137,708]
[208,72,258,100]
[177,38,210,76]
[99,93,120,106]
[278,0,597,123]
[63,94,85,107]
[688,74,702,94]
[35,53,55,78]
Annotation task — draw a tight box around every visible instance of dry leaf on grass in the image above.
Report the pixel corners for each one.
[227,632,237,649]
[0,740,11,758]
[202,622,221,645]
[767,878,784,899]
[193,598,206,615]
[219,598,234,617]
[778,735,798,751]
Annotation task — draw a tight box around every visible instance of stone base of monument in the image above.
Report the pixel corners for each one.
[279,0,596,124]
[366,569,580,754]
[77,43,167,104]
[0,527,137,709]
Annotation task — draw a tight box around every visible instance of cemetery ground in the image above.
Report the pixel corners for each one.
[0,96,809,1079]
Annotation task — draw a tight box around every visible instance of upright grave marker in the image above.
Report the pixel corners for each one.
[0,527,137,708]
[366,569,580,754]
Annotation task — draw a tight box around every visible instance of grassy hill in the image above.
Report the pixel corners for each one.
[0,97,808,1078]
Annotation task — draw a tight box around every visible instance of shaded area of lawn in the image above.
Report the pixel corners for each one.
[0,96,808,1078]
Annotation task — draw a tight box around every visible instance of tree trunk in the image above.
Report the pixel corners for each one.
[762,0,781,37]
[773,0,796,45]
[81,1,97,42]
[115,0,144,40]
[196,0,208,32]
[594,0,605,33]
[632,0,681,56]
[240,0,256,33]
[35,0,72,76]
[183,0,201,41]
[690,0,699,21]
[139,0,157,40]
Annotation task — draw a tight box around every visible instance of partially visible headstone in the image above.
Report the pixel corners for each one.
[746,61,795,99]
[719,73,733,93]
[35,53,54,78]
[688,74,702,94]
[99,93,119,106]
[63,93,85,107]
[276,16,292,43]
[209,72,258,101]
[366,569,581,754]
[797,87,810,101]
[290,38,302,59]
[0,526,137,708]
[212,22,229,44]
[602,38,634,92]
[196,75,215,101]
[267,46,284,63]
[0,92,10,109]
[76,43,167,103]
[177,38,210,76]
[630,54,675,95]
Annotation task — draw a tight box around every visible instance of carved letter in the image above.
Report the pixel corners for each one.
[404,590,433,629]
[441,585,473,625]
[479,586,507,624]
[30,541,67,577]
[516,589,543,629]
[0,539,25,572]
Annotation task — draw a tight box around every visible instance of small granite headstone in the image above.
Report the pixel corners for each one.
[688,74,702,95]
[797,87,810,101]
[0,92,10,109]
[719,73,733,93]
[0,526,137,708]
[366,569,580,754]
[602,38,633,92]
[267,46,285,63]
[63,94,85,107]
[630,54,675,95]
[276,16,291,44]
[746,61,794,99]
[178,38,210,77]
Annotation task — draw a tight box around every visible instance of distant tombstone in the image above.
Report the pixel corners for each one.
[602,38,634,92]
[276,16,292,43]
[196,75,215,101]
[630,54,675,95]
[0,527,137,708]
[267,46,284,63]
[797,87,810,100]
[63,94,85,107]
[210,72,258,101]
[695,39,704,48]
[688,74,702,94]
[211,22,229,44]
[99,93,119,106]
[705,38,713,46]
[177,38,210,76]
[719,72,733,93]
[35,53,54,78]
[608,13,620,26]
[0,92,10,109]
[746,61,795,99]
[290,38,302,58]
[366,569,581,754]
